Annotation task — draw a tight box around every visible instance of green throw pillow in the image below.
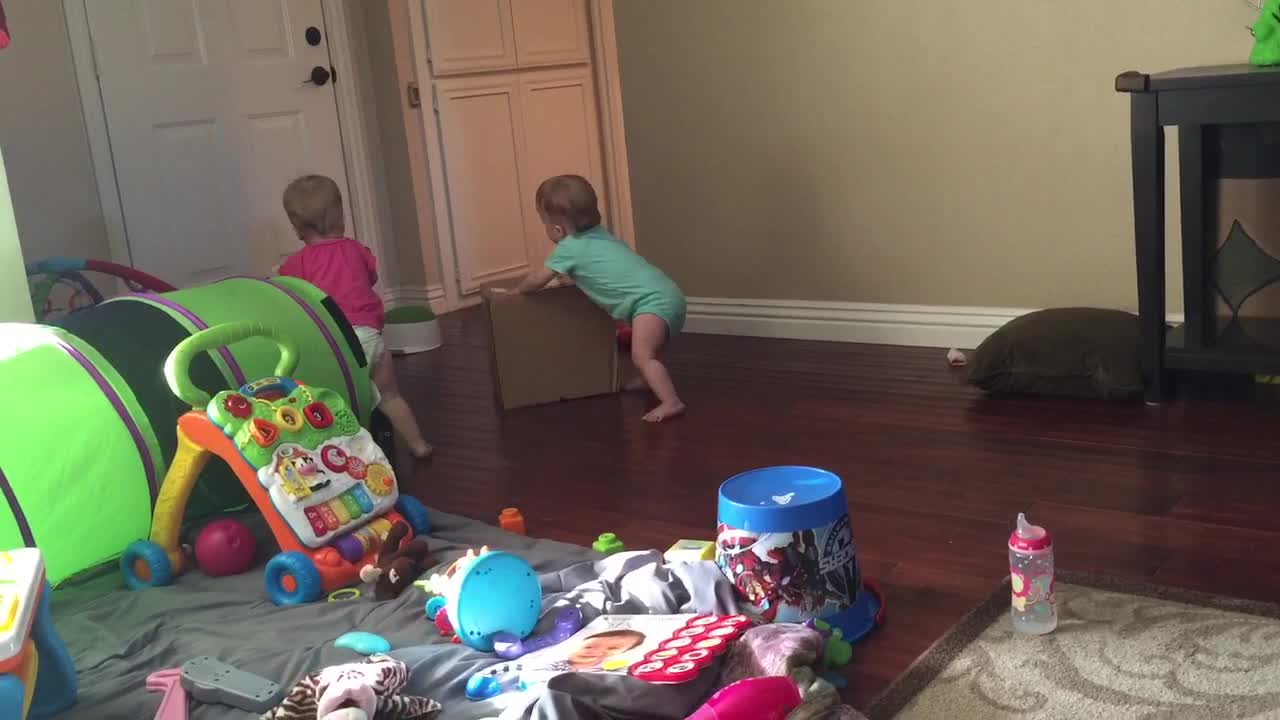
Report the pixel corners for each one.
[968,308,1144,400]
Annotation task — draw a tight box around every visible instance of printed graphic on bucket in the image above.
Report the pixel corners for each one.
[715,514,860,624]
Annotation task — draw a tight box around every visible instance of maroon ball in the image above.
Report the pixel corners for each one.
[194,519,257,577]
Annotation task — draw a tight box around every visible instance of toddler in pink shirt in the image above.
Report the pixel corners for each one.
[279,175,432,459]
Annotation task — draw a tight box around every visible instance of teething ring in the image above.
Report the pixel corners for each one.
[327,588,361,602]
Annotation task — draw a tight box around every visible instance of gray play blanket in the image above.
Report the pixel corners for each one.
[50,508,739,719]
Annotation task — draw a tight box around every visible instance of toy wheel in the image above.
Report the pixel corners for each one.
[396,495,432,536]
[264,552,323,606]
[120,540,174,590]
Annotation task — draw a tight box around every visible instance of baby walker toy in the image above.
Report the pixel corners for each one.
[120,322,430,605]
[0,549,78,719]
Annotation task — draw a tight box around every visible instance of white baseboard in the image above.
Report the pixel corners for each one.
[684,297,1030,350]
[383,284,447,314]
[686,297,1180,350]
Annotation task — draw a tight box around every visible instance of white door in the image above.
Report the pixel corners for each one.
[86,0,352,287]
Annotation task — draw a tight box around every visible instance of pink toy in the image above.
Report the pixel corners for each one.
[194,519,257,577]
[146,668,188,720]
[685,676,801,720]
[0,1,9,50]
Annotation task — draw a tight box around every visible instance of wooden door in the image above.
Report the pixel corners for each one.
[86,0,351,286]
[510,0,591,68]
[423,0,517,76]
[517,66,607,268]
[433,74,532,293]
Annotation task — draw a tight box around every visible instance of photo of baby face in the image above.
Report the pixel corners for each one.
[566,629,646,670]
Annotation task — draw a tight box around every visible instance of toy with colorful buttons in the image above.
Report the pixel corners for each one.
[421,547,491,643]
[627,614,752,684]
[120,322,432,606]
[0,549,78,720]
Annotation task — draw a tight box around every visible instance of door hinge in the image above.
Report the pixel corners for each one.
[431,84,440,113]
[407,81,421,108]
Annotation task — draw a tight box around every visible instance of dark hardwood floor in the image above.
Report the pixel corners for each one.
[393,308,1280,710]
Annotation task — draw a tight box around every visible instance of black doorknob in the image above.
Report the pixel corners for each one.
[305,26,322,46]
[304,66,331,86]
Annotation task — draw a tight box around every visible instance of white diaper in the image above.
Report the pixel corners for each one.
[354,325,384,407]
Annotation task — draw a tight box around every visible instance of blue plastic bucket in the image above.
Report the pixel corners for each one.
[716,466,879,641]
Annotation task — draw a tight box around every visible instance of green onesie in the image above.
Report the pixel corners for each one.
[544,226,686,333]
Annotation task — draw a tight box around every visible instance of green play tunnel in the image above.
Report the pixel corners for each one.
[0,277,374,584]
[0,324,162,584]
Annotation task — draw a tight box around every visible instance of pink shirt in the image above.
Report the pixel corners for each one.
[279,237,384,330]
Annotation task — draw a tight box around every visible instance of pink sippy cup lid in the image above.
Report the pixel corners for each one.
[1008,513,1051,553]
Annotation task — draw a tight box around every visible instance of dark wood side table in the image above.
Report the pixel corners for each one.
[1118,64,1280,403]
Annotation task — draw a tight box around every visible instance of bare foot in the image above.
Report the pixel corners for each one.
[410,442,434,460]
[642,402,686,423]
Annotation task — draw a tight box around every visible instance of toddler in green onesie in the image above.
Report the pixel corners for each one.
[516,175,687,422]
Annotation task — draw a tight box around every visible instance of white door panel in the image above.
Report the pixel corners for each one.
[87,0,350,287]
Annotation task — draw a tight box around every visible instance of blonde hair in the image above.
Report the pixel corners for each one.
[283,175,345,239]
[535,175,601,234]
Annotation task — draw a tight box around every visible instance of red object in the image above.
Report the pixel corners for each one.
[616,322,633,347]
[685,676,801,720]
[0,1,10,51]
[304,401,334,429]
[498,508,526,535]
[435,608,454,637]
[1008,517,1052,553]
[278,237,385,330]
[630,615,752,684]
[222,394,252,419]
[83,259,176,292]
[320,445,349,473]
[194,519,257,577]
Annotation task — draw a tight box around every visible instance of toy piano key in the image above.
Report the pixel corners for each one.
[692,637,729,654]
[679,649,713,663]
[641,660,702,684]
[659,636,695,652]
[629,660,667,677]
[645,648,681,662]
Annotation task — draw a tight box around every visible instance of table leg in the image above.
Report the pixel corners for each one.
[1130,93,1167,403]
[1178,125,1209,351]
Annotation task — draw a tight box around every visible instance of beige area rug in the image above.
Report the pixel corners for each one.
[867,573,1280,719]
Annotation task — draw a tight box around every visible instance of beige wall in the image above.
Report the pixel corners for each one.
[1,148,34,322]
[0,0,109,265]
[614,0,1252,310]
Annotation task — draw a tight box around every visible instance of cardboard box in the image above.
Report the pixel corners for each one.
[483,284,636,410]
